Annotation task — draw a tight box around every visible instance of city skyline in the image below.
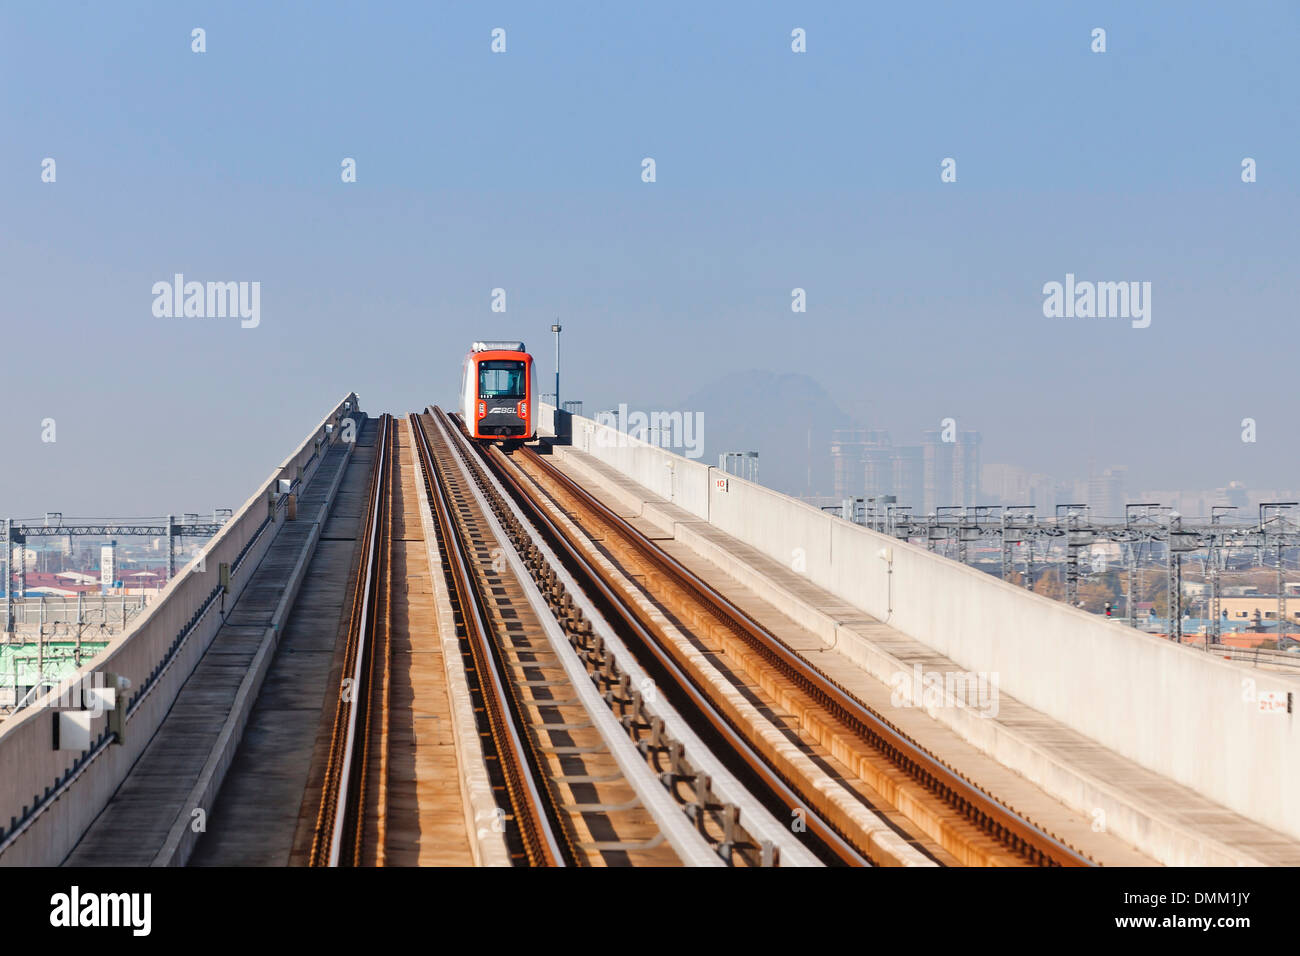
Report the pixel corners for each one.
[828,419,1293,520]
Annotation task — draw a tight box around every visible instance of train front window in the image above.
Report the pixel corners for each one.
[479,360,526,399]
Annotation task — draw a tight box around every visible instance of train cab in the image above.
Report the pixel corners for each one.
[460,341,537,442]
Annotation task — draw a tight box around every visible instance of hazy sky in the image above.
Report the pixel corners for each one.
[2,1,1297,515]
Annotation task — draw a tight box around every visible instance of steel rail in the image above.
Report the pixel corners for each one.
[309,413,391,867]
[410,413,567,866]
[517,442,1096,867]
[358,417,396,862]
[328,415,390,866]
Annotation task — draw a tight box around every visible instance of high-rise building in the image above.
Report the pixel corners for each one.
[1087,467,1127,520]
[891,446,924,510]
[863,435,894,500]
[921,428,981,511]
[832,424,985,512]
[953,430,982,507]
[830,429,866,499]
[921,429,953,514]
[1028,473,1057,513]
[830,428,891,499]
[1215,481,1248,509]
[981,464,1031,505]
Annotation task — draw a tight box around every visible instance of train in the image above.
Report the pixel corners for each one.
[460,340,538,442]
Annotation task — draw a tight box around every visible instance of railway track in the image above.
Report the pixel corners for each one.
[309,414,393,866]
[305,413,487,866]
[309,405,1092,867]
[475,421,1096,868]
[412,409,820,866]
[310,407,820,866]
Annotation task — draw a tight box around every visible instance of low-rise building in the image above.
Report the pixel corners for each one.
[1215,595,1300,626]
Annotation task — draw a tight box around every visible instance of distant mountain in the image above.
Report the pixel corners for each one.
[675,370,855,497]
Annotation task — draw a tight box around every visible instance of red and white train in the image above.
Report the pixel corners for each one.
[460,340,537,442]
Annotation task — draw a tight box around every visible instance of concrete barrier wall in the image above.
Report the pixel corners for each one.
[561,407,711,522]
[154,433,355,868]
[541,404,1300,840]
[0,393,361,866]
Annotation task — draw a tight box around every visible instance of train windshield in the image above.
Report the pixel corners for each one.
[479,360,527,399]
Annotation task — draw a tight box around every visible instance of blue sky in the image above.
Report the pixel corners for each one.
[1,1,1297,513]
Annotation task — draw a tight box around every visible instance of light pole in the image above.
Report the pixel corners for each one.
[551,323,562,410]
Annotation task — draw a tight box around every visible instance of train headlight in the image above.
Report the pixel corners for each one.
[517,400,528,418]
[477,401,486,418]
